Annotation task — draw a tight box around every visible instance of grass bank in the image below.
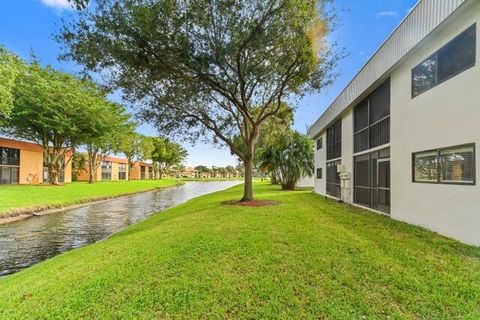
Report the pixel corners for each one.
[1,182,479,318]
[0,179,182,218]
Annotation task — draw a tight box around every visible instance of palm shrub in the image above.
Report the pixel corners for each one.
[259,131,314,190]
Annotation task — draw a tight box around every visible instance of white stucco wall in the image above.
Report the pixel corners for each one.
[340,109,354,204]
[314,131,326,195]
[390,1,480,245]
[296,175,314,188]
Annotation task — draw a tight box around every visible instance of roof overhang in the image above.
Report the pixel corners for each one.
[309,0,469,138]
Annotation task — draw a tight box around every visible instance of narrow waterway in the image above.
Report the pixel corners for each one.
[0,181,241,276]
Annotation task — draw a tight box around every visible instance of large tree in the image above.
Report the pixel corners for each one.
[59,0,336,200]
[150,137,188,179]
[3,61,102,184]
[0,47,23,121]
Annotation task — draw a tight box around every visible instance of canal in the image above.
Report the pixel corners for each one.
[0,181,241,276]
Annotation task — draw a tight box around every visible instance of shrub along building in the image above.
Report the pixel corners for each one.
[0,137,72,184]
[309,0,480,245]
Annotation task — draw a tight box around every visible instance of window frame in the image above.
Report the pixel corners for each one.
[316,137,323,150]
[353,78,391,153]
[316,167,322,179]
[412,143,476,185]
[412,24,476,98]
[326,119,342,161]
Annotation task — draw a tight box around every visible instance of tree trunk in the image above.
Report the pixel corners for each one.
[127,159,133,181]
[88,158,95,184]
[271,170,280,185]
[241,157,254,201]
[281,180,295,190]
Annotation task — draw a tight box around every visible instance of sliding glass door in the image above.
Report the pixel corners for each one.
[354,148,390,214]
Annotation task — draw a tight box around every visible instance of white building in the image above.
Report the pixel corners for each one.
[309,0,480,245]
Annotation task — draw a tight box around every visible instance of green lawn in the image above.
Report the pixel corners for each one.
[0,179,181,217]
[1,182,479,319]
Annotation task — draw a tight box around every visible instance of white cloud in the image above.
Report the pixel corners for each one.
[376,11,398,18]
[39,0,74,11]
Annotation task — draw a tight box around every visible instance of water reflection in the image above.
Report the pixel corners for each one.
[0,181,240,276]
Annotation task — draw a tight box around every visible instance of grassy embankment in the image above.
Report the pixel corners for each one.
[0,182,479,318]
[0,179,182,218]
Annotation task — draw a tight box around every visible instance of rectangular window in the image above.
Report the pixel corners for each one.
[0,166,19,185]
[413,144,475,184]
[326,160,341,198]
[141,166,146,180]
[0,147,20,166]
[316,168,322,179]
[101,161,112,181]
[118,163,127,180]
[354,79,390,153]
[327,119,341,160]
[412,24,476,97]
[316,137,323,150]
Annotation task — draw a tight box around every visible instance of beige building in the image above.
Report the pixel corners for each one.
[0,137,72,184]
[77,156,129,182]
[309,0,480,245]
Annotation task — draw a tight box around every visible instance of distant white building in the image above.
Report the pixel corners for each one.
[309,0,480,245]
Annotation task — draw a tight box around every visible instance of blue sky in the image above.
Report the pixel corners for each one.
[0,0,417,167]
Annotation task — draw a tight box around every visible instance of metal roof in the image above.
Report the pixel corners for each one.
[308,0,468,138]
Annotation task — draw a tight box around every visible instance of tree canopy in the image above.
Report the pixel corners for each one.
[150,137,188,179]
[2,60,112,184]
[83,99,132,183]
[59,0,337,200]
[0,47,23,121]
[118,132,153,181]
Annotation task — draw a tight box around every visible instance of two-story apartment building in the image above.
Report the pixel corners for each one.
[77,156,130,182]
[309,0,479,245]
[0,137,72,184]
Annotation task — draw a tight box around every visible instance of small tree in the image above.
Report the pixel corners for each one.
[194,165,210,179]
[150,138,188,179]
[83,100,131,183]
[58,0,337,201]
[259,131,314,190]
[72,152,88,181]
[118,132,153,181]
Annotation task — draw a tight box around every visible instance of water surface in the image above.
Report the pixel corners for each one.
[0,181,241,276]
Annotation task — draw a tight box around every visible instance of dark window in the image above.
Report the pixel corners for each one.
[413,144,475,184]
[101,161,112,181]
[326,160,341,198]
[354,148,390,214]
[412,24,476,97]
[327,119,342,160]
[0,147,20,166]
[354,79,390,153]
[141,166,146,179]
[118,163,127,180]
[0,166,19,184]
[316,168,322,179]
[316,137,323,150]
